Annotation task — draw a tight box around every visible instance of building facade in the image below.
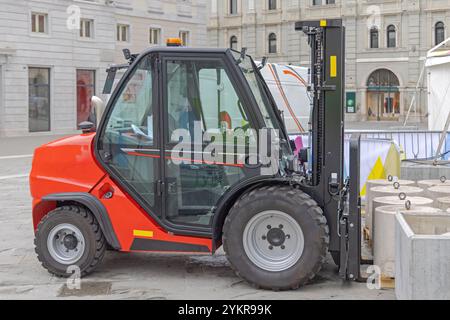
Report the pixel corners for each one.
[0,0,208,137]
[208,0,450,124]
[113,0,208,62]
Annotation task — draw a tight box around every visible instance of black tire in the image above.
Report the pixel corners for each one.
[34,205,107,278]
[331,250,341,267]
[223,185,329,291]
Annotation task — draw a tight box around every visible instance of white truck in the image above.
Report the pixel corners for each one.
[259,63,310,134]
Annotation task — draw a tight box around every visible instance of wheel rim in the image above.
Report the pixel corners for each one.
[47,224,86,265]
[243,210,305,272]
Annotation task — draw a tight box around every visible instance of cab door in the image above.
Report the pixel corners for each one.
[160,52,261,231]
[97,53,163,221]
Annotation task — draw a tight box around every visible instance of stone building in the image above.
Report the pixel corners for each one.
[0,0,208,137]
[113,0,208,62]
[208,0,450,125]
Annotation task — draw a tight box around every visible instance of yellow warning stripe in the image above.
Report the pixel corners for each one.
[133,230,154,238]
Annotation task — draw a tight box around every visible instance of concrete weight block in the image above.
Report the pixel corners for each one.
[396,212,450,300]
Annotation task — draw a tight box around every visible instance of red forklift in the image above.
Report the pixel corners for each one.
[30,19,362,291]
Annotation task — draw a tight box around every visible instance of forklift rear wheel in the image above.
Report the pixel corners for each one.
[223,185,329,291]
[34,205,107,278]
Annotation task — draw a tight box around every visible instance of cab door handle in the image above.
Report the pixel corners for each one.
[156,180,165,196]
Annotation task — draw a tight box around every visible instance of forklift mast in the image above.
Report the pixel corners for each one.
[295,19,362,281]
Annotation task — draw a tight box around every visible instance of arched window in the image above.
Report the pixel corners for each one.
[370,27,379,48]
[387,25,396,48]
[367,69,400,88]
[230,35,238,50]
[366,69,401,119]
[435,21,445,45]
[268,33,277,54]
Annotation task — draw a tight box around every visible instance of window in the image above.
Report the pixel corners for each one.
[387,25,396,48]
[117,24,129,42]
[231,51,277,130]
[230,36,238,50]
[230,0,237,14]
[179,31,189,46]
[370,27,379,48]
[31,12,47,33]
[149,28,161,45]
[165,58,253,141]
[268,0,277,10]
[268,33,277,54]
[435,22,445,45]
[312,0,335,5]
[76,70,95,128]
[80,19,93,38]
[101,56,156,208]
[106,58,153,139]
[29,68,50,132]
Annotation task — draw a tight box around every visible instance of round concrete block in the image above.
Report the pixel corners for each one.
[417,179,450,189]
[366,185,424,235]
[370,196,434,254]
[437,197,450,211]
[427,186,450,205]
[365,179,415,223]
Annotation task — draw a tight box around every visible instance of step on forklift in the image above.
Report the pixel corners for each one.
[31,19,362,291]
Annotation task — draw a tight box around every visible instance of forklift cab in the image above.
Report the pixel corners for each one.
[96,47,292,232]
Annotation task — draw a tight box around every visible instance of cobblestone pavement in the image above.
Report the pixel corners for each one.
[0,136,395,300]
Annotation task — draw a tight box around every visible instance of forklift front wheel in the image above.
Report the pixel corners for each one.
[223,185,329,291]
[34,205,107,278]
[242,210,305,272]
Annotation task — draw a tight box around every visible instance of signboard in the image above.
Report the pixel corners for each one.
[346,92,356,113]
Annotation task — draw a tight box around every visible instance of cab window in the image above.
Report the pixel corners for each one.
[104,57,154,148]
[165,58,254,143]
[99,55,158,209]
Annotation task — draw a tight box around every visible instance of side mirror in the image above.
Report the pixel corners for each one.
[79,121,95,134]
[91,96,105,127]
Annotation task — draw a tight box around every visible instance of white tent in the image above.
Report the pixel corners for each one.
[426,40,450,131]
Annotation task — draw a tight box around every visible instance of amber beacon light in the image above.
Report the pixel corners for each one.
[166,38,182,47]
